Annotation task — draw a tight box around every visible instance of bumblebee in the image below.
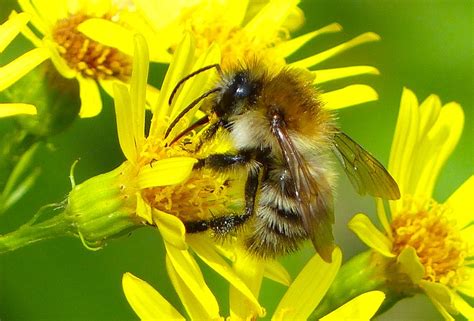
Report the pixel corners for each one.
[165,61,400,262]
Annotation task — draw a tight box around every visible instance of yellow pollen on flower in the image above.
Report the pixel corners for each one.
[52,13,132,80]
[142,170,234,222]
[139,136,242,223]
[391,199,468,287]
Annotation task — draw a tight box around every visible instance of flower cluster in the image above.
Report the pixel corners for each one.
[0,1,470,320]
[348,89,472,320]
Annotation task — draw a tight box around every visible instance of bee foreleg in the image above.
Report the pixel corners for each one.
[193,149,258,172]
[193,119,225,152]
[184,168,260,236]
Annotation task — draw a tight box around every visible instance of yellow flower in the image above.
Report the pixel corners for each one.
[132,0,381,110]
[349,88,472,320]
[123,248,386,320]
[0,0,155,118]
[111,32,300,320]
[0,12,36,117]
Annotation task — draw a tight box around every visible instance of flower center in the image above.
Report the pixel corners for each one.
[140,137,243,223]
[142,170,235,222]
[52,13,132,80]
[391,199,468,286]
[176,5,287,68]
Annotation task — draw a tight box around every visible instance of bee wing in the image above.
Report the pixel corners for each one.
[332,132,400,200]
[271,116,335,262]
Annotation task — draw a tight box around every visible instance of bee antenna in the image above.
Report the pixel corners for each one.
[168,64,223,106]
[164,87,221,140]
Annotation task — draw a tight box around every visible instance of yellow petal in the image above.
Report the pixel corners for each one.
[145,84,160,110]
[263,260,291,286]
[129,34,148,150]
[388,88,420,215]
[153,209,187,251]
[31,0,68,26]
[187,235,264,317]
[397,247,425,284]
[17,0,48,35]
[122,272,185,321]
[321,85,378,110]
[135,193,153,225]
[348,213,395,258]
[457,267,474,298]
[229,248,266,321]
[272,248,342,321]
[42,38,76,78]
[77,75,102,118]
[98,78,114,97]
[137,157,196,188]
[418,94,442,140]
[452,292,474,320]
[412,101,464,198]
[77,18,134,56]
[312,65,379,85]
[165,246,220,320]
[244,0,298,44]
[119,10,173,63]
[0,12,29,53]
[168,42,221,137]
[213,243,237,262]
[133,0,185,30]
[79,0,112,17]
[376,198,392,238]
[0,47,49,91]
[282,5,304,31]
[320,291,385,321]
[420,280,457,316]
[276,23,342,58]
[446,175,474,229]
[150,33,195,136]
[460,225,474,256]
[219,0,249,26]
[113,82,137,161]
[0,103,36,117]
[290,32,381,69]
[8,10,41,48]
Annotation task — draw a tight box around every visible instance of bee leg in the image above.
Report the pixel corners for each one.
[193,119,225,152]
[184,168,260,235]
[193,149,256,171]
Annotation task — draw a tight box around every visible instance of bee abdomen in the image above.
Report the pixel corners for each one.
[245,204,307,258]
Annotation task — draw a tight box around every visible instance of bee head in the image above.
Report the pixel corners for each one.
[214,71,261,119]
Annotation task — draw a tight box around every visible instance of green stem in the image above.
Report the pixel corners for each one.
[0,210,74,253]
[0,129,38,192]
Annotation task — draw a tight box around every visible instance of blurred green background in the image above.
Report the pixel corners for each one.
[0,0,472,320]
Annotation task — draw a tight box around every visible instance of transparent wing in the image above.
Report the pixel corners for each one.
[332,132,400,200]
[271,115,334,262]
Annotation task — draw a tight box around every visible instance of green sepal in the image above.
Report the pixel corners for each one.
[309,250,419,320]
[0,162,144,254]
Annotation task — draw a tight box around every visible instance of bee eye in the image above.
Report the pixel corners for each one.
[233,73,251,99]
[235,83,250,98]
[215,71,262,118]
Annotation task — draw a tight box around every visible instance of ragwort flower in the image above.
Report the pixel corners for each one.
[130,0,381,110]
[111,33,279,321]
[348,88,472,320]
[0,32,288,319]
[1,0,156,117]
[123,248,386,321]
